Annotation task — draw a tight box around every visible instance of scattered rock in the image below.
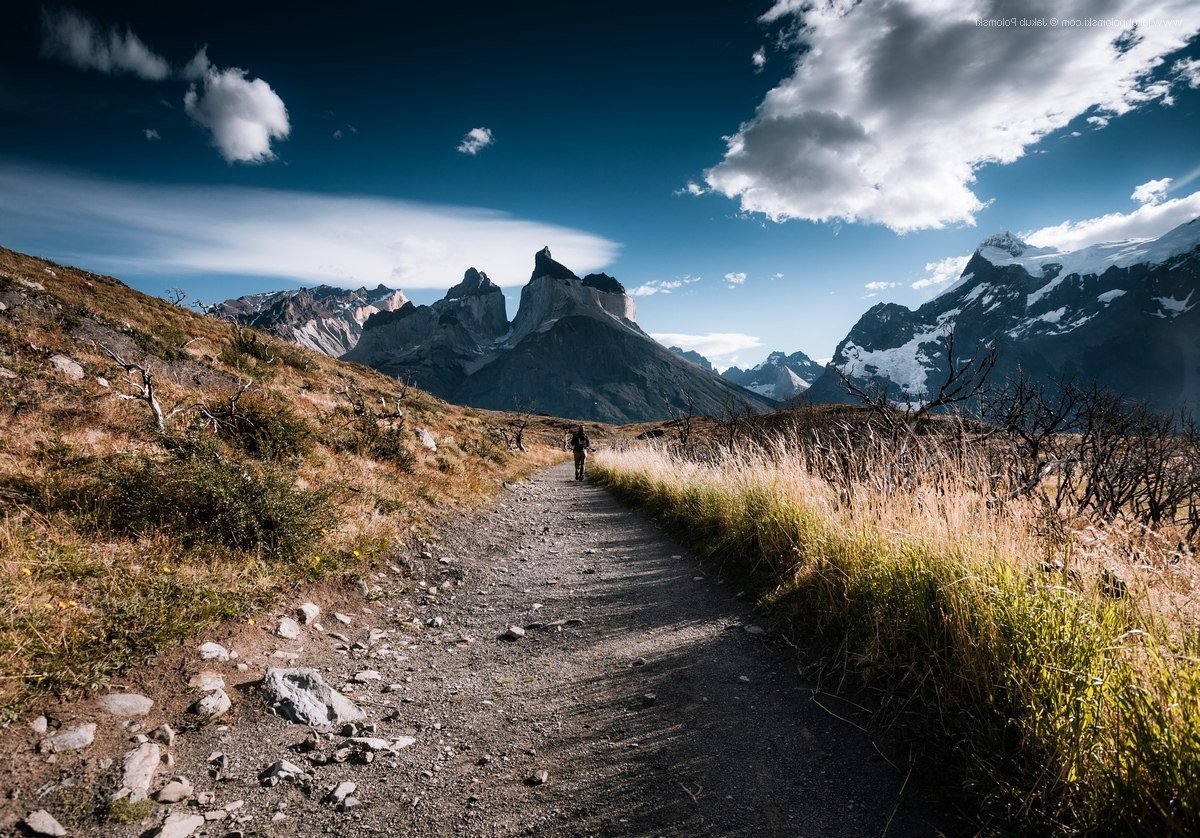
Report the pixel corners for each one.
[325,781,357,806]
[427,616,444,628]
[198,642,231,661]
[414,427,438,452]
[149,723,176,747]
[154,775,194,803]
[0,366,16,380]
[41,722,96,753]
[276,617,301,640]
[97,692,154,717]
[119,742,162,802]
[643,693,658,707]
[22,809,66,836]
[340,796,362,811]
[96,376,109,387]
[49,354,83,380]
[154,811,205,838]
[258,760,311,788]
[744,625,766,636]
[738,675,751,683]
[30,716,48,735]
[499,625,526,641]
[188,671,225,691]
[526,770,550,786]
[632,657,647,667]
[352,670,381,683]
[297,603,320,624]
[191,689,232,719]
[333,612,352,625]
[263,668,366,730]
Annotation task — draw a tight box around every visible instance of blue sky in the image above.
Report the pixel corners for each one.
[2,1,1200,369]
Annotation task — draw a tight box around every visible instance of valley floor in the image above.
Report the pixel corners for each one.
[2,463,939,837]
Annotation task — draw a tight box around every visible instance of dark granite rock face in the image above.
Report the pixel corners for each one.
[445,267,502,300]
[669,346,714,371]
[806,218,1200,412]
[531,247,579,281]
[581,273,625,295]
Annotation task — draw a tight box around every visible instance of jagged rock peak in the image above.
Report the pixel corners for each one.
[531,247,579,281]
[581,273,625,294]
[444,267,501,300]
[978,231,1031,257]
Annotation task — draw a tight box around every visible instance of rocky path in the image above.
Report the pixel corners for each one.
[7,463,940,837]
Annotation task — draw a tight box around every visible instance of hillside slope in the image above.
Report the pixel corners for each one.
[0,243,565,715]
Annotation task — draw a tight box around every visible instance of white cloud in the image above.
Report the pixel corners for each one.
[143,128,159,141]
[752,47,767,70]
[911,255,971,290]
[650,332,763,359]
[864,280,898,291]
[1176,57,1200,87]
[0,165,620,290]
[1024,188,1200,251]
[724,271,747,287]
[457,127,494,155]
[184,67,290,164]
[1131,177,1173,205]
[629,276,700,297]
[41,7,171,80]
[771,272,783,281]
[182,46,211,80]
[676,181,707,197]
[706,0,1200,232]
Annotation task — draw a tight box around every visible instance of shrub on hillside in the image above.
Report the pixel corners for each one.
[200,393,313,460]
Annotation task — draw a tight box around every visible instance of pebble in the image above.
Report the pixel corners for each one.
[334,612,352,625]
[119,742,162,802]
[298,603,321,624]
[41,722,96,753]
[643,693,658,707]
[198,642,231,661]
[30,716,48,735]
[22,809,66,836]
[526,770,550,786]
[188,671,225,691]
[744,625,766,635]
[500,625,526,641]
[191,689,232,718]
[154,775,194,803]
[325,780,357,806]
[97,692,154,717]
[276,617,301,640]
[154,811,205,838]
[352,670,381,683]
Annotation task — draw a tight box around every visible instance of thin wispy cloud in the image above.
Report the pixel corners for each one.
[41,7,171,80]
[143,128,160,141]
[706,0,1200,232]
[751,47,766,71]
[0,165,620,290]
[628,276,700,297]
[724,271,747,287]
[1024,184,1200,251]
[650,332,763,360]
[457,127,494,155]
[911,256,971,291]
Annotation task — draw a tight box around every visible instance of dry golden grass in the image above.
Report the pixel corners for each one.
[0,246,566,716]
[594,441,1200,833]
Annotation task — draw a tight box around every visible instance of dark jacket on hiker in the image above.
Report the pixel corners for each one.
[570,430,591,453]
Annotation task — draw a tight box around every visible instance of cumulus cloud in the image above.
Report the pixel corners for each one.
[628,276,700,297]
[0,165,620,289]
[143,128,159,141]
[1024,187,1200,251]
[650,332,763,359]
[705,0,1200,232]
[864,280,899,291]
[1176,57,1200,87]
[676,181,707,197]
[1131,177,1173,205]
[41,7,171,80]
[457,127,494,155]
[724,271,747,287]
[911,255,971,290]
[752,47,767,70]
[184,68,290,164]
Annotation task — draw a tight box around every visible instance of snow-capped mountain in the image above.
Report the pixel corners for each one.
[722,351,823,401]
[343,248,775,423]
[806,218,1200,411]
[213,284,408,357]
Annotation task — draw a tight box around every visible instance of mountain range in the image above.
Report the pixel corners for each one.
[804,218,1200,412]
[722,351,824,402]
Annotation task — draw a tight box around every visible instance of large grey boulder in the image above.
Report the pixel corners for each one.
[262,668,365,730]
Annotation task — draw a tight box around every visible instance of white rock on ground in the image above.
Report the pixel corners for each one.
[119,742,161,802]
[97,692,154,716]
[258,759,309,787]
[191,689,231,719]
[49,354,83,380]
[41,722,96,753]
[198,642,230,661]
[352,670,381,683]
[414,427,438,451]
[22,809,67,836]
[30,716,48,735]
[297,602,320,624]
[325,780,356,805]
[187,671,225,691]
[154,775,194,803]
[276,617,301,640]
[262,668,365,729]
[333,612,352,625]
[149,723,176,747]
[154,811,205,838]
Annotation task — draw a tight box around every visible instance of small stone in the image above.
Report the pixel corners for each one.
[41,722,95,753]
[643,693,657,707]
[297,603,320,624]
[325,781,357,805]
[744,625,766,635]
[526,770,549,786]
[30,716,48,735]
[188,671,225,691]
[191,688,232,718]
[49,354,83,380]
[352,670,381,683]
[97,692,154,717]
[738,675,751,683]
[22,809,67,836]
[427,616,444,628]
[198,642,230,661]
[340,796,362,811]
[155,775,194,803]
[258,760,308,787]
[149,724,176,747]
[96,376,109,387]
[0,366,16,380]
[500,625,526,641]
[154,811,205,838]
[333,613,352,625]
[203,810,227,822]
[276,617,301,640]
[414,427,438,452]
[119,742,162,802]
[632,657,647,667]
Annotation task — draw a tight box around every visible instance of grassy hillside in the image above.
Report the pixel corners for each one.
[0,245,568,717]
[594,420,1200,834]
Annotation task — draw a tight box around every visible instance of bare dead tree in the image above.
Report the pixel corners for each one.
[165,287,189,307]
[661,386,695,450]
[99,344,196,434]
[509,398,536,452]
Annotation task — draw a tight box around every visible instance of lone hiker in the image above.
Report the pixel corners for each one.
[570,424,591,481]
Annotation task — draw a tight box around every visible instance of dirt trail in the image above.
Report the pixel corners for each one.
[6,463,941,836]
